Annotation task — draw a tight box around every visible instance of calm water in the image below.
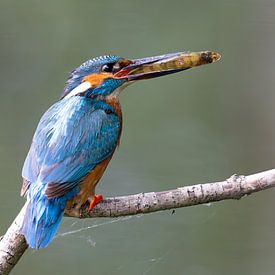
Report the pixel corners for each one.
[1,0,275,274]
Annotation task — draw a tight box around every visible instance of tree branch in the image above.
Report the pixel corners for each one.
[1,168,275,274]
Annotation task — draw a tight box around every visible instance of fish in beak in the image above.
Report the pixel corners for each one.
[114,51,221,81]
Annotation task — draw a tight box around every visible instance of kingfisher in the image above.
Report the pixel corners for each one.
[20,51,221,249]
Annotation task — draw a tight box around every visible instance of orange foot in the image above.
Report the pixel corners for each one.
[89,194,103,211]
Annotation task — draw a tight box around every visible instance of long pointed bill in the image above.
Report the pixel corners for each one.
[114,51,221,81]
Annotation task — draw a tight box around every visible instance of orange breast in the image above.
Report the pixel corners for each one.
[66,156,112,210]
[105,95,122,120]
[65,96,123,215]
[105,95,123,145]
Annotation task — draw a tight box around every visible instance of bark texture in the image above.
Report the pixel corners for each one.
[0,205,28,275]
[0,168,275,274]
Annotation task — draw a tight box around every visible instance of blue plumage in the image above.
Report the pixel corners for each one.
[21,96,121,249]
[21,55,126,249]
[20,51,214,249]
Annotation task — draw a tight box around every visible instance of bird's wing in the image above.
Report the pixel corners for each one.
[22,97,120,198]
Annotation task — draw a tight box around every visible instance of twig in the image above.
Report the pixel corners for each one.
[0,168,275,274]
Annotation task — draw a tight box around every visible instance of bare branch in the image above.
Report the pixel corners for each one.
[0,205,28,275]
[1,168,275,274]
[67,168,275,218]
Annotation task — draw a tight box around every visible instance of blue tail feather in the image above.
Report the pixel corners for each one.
[21,195,66,249]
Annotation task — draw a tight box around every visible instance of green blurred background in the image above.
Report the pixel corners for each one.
[1,0,275,274]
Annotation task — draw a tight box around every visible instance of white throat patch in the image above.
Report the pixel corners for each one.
[64,81,92,99]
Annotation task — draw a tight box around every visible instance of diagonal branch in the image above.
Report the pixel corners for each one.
[0,168,275,274]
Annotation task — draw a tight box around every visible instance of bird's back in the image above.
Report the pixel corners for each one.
[21,96,121,249]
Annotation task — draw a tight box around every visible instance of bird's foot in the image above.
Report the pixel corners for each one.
[89,194,103,211]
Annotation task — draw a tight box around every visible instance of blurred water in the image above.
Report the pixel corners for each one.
[1,0,275,274]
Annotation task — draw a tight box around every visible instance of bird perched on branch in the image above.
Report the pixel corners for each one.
[20,51,221,249]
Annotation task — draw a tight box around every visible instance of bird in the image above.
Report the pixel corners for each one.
[20,51,221,249]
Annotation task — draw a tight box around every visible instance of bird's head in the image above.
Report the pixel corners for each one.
[62,51,221,99]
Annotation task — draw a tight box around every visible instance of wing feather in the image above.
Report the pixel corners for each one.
[22,96,120,198]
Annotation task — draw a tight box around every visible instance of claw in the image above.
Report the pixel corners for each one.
[89,194,103,211]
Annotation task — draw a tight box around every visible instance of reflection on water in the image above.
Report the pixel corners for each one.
[1,0,275,274]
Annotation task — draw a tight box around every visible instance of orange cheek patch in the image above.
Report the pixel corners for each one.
[83,73,113,87]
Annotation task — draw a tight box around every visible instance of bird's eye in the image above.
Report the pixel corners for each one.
[102,63,115,73]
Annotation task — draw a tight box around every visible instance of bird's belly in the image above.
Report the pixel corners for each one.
[65,156,112,214]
